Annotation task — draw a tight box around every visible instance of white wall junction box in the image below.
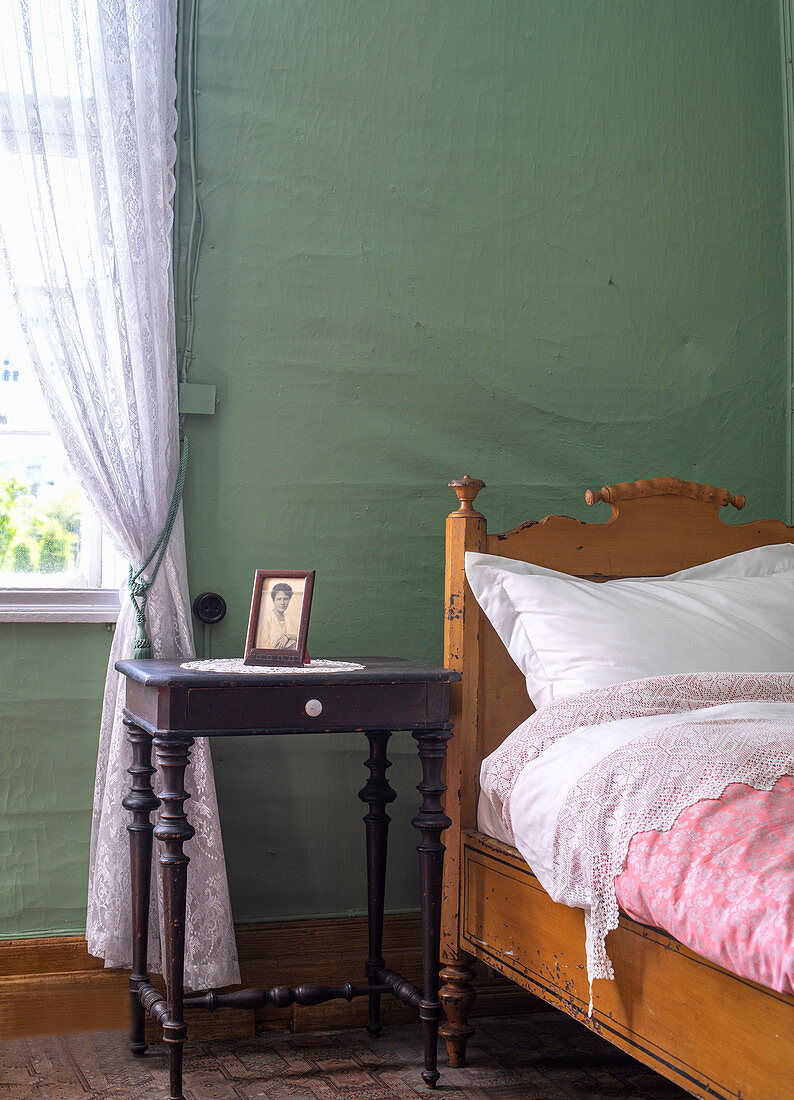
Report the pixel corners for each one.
[179,382,217,415]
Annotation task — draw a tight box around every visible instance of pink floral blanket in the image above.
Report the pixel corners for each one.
[479,673,794,995]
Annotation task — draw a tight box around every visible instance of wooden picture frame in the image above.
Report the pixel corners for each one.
[244,569,315,666]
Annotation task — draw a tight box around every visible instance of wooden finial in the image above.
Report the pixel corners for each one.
[585,477,746,510]
[448,475,485,515]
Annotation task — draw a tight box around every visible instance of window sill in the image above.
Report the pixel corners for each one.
[0,588,120,623]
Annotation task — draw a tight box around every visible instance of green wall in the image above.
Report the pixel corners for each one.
[0,625,112,936]
[2,0,787,937]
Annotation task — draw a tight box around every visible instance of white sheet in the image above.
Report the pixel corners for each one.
[507,700,790,896]
[476,681,794,1010]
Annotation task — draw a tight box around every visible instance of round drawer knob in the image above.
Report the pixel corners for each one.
[304,698,323,717]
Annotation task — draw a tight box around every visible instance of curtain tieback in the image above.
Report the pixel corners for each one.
[128,438,189,659]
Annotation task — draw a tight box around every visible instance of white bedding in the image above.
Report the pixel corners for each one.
[477,673,794,1009]
[465,544,794,708]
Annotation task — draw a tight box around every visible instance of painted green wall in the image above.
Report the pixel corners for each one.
[184,0,786,924]
[2,1,787,937]
[0,625,112,936]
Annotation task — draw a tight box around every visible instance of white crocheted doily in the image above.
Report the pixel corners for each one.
[179,658,366,675]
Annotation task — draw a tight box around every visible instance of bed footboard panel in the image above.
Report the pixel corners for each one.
[461,831,793,1100]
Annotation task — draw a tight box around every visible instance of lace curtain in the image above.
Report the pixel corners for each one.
[0,0,239,989]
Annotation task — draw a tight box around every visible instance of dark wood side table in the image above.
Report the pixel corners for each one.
[115,657,459,1100]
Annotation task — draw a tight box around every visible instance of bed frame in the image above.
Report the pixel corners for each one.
[440,475,794,1100]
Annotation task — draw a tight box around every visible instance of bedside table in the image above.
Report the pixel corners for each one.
[115,656,459,1100]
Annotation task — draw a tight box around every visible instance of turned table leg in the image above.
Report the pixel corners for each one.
[358,730,396,1037]
[123,718,160,1055]
[412,727,452,1089]
[153,736,195,1100]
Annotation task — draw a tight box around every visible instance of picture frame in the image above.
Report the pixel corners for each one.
[244,570,315,667]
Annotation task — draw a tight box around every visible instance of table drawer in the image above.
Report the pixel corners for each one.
[181,682,437,734]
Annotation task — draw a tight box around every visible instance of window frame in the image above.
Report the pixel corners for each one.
[0,585,119,623]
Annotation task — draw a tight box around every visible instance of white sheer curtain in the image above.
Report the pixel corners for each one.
[0,0,239,989]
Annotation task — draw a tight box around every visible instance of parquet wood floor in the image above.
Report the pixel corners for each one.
[0,1013,689,1099]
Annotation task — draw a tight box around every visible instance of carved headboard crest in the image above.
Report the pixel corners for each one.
[585,477,746,511]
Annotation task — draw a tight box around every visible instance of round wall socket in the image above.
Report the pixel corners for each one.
[192,591,227,625]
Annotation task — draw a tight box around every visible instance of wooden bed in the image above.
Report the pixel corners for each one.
[439,475,794,1100]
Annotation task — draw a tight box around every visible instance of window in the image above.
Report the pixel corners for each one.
[0,284,122,623]
[0,3,122,623]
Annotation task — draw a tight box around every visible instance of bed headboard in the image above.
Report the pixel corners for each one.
[442,475,794,853]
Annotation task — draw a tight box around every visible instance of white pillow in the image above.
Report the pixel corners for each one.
[465,544,794,709]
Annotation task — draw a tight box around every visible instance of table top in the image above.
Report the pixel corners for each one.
[115,656,460,689]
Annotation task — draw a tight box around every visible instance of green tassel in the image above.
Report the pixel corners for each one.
[134,619,152,660]
[128,579,151,659]
[127,438,189,662]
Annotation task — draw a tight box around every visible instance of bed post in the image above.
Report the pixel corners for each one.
[439,475,486,1067]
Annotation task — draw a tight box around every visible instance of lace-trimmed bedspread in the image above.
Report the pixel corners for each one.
[478,673,794,1000]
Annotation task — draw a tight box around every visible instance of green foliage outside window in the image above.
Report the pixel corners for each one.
[0,478,80,574]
